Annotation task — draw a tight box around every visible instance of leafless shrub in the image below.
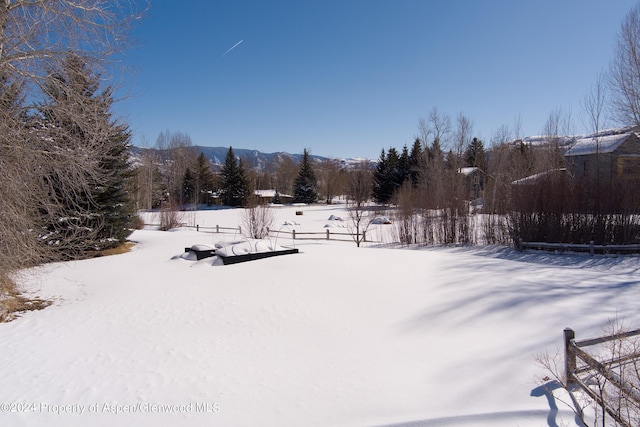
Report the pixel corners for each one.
[420,209,438,245]
[537,320,640,427]
[158,199,183,231]
[393,182,421,245]
[510,172,640,246]
[481,214,511,245]
[241,203,274,239]
[346,166,373,247]
[535,349,592,425]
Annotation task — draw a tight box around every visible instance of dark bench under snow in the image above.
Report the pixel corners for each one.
[184,245,216,260]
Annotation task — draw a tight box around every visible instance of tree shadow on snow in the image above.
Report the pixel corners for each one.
[375,381,585,426]
[530,380,587,427]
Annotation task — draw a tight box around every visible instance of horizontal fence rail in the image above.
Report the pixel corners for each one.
[142,223,372,243]
[143,223,242,234]
[519,239,640,255]
[267,228,368,242]
[564,327,640,427]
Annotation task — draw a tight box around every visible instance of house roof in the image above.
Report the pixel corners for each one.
[565,128,637,157]
[511,168,568,185]
[254,189,292,198]
[519,135,575,147]
[458,167,483,176]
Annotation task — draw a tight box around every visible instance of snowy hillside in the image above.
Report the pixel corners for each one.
[131,146,334,172]
[1,204,640,426]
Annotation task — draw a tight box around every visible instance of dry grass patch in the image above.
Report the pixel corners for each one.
[0,276,52,323]
[0,241,135,322]
[96,241,136,257]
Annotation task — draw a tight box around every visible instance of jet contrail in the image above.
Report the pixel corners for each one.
[222,40,244,57]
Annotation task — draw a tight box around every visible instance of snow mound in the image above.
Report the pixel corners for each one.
[324,222,346,228]
[190,244,215,251]
[213,239,289,257]
[328,214,343,221]
[179,251,199,261]
[371,216,392,224]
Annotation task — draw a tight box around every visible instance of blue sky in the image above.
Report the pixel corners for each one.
[117,0,637,159]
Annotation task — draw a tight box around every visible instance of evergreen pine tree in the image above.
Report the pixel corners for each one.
[464,137,486,170]
[182,167,196,205]
[372,147,401,204]
[195,152,214,205]
[408,138,423,188]
[237,158,251,205]
[372,148,388,204]
[430,138,444,166]
[219,146,250,207]
[293,149,318,204]
[445,149,458,171]
[386,147,401,200]
[94,114,136,247]
[39,53,135,255]
[396,145,410,186]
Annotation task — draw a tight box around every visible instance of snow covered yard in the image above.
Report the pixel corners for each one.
[1,205,640,426]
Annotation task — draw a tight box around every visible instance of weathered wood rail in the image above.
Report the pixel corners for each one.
[519,239,640,255]
[564,327,640,427]
[143,223,371,243]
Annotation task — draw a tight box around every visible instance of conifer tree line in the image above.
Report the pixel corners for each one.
[0,1,146,296]
[133,145,326,209]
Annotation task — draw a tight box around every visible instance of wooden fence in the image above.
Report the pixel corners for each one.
[519,239,640,255]
[143,223,370,243]
[564,327,640,426]
[267,228,368,242]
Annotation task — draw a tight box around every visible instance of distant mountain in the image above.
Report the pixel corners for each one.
[131,146,375,171]
[196,146,327,170]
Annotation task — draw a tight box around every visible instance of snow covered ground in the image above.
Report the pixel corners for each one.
[2,204,640,426]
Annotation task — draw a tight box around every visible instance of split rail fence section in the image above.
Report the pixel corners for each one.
[519,240,640,255]
[563,327,640,426]
[144,223,370,243]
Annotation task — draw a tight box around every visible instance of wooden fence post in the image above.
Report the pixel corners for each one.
[292,230,296,240]
[590,240,594,256]
[196,224,199,232]
[564,327,577,388]
[216,225,219,233]
[326,229,330,240]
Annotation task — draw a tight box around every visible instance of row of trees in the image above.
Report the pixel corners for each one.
[134,144,322,209]
[0,1,145,317]
[371,135,486,205]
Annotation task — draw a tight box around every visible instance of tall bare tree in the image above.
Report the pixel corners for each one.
[317,158,345,204]
[424,108,450,209]
[581,72,609,210]
[542,107,573,170]
[271,155,298,196]
[346,164,373,247]
[0,1,146,97]
[609,2,640,127]
[155,130,198,206]
[582,72,609,136]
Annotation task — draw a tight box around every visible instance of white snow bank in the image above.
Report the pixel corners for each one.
[0,204,639,427]
[213,239,289,257]
[371,216,392,224]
